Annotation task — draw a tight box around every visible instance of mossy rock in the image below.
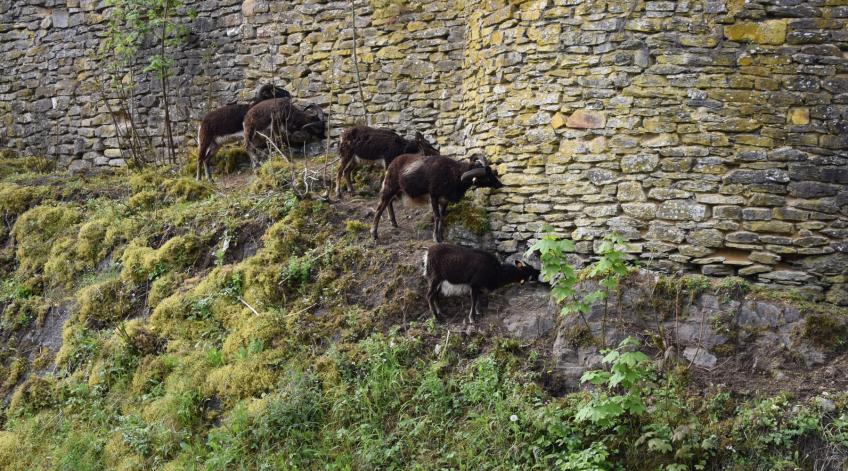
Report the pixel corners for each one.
[8,376,56,416]
[0,432,20,469]
[0,183,47,216]
[1,295,48,330]
[444,199,491,236]
[163,177,212,203]
[147,271,184,308]
[130,354,175,396]
[221,311,287,358]
[250,158,293,193]
[1,357,27,392]
[76,278,134,327]
[123,319,165,356]
[803,314,848,351]
[128,190,159,211]
[204,351,284,403]
[129,169,165,194]
[12,204,82,275]
[43,216,113,288]
[121,234,202,286]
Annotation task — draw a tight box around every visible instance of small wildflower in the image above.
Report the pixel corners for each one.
[509,414,518,422]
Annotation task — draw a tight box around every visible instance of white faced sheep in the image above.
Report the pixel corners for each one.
[370,153,503,242]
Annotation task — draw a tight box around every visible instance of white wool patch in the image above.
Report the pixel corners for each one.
[214,131,243,144]
[422,252,429,276]
[401,159,424,177]
[401,194,429,207]
[439,281,471,297]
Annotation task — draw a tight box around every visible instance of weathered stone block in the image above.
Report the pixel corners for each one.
[621,202,656,220]
[620,154,659,173]
[566,109,606,129]
[679,245,714,257]
[742,208,772,221]
[657,200,708,221]
[789,107,810,125]
[648,188,692,200]
[687,229,724,248]
[724,20,786,45]
[743,221,794,234]
[759,270,813,283]
[749,251,781,265]
[788,181,840,198]
[725,169,789,185]
[714,206,742,219]
[726,231,759,244]
[773,207,809,221]
[739,264,771,276]
[617,181,646,202]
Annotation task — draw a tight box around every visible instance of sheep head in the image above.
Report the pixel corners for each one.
[460,154,503,189]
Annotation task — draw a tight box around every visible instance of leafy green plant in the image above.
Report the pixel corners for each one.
[528,230,631,342]
[102,0,197,164]
[576,337,654,427]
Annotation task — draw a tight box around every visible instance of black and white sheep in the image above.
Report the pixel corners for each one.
[423,243,540,324]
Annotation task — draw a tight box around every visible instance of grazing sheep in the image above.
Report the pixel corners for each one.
[423,243,540,324]
[335,125,438,198]
[196,84,290,181]
[371,153,503,242]
[242,99,326,169]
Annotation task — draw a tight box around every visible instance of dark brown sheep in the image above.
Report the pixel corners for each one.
[196,84,290,181]
[335,125,438,198]
[423,243,540,323]
[242,99,326,169]
[371,153,503,242]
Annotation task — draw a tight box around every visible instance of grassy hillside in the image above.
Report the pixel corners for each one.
[0,152,846,470]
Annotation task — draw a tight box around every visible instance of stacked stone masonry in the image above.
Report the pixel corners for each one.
[1,0,846,302]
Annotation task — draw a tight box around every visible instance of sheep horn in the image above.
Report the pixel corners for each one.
[304,103,325,122]
[460,167,487,182]
[300,122,324,132]
[468,153,488,167]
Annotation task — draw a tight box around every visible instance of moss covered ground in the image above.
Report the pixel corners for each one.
[0,152,846,470]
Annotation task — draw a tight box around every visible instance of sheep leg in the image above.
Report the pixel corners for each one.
[467,288,481,325]
[244,128,260,171]
[205,159,214,183]
[337,139,354,197]
[335,158,350,197]
[371,194,393,240]
[344,165,356,193]
[431,195,443,243]
[387,199,398,228]
[427,278,443,321]
[203,141,220,182]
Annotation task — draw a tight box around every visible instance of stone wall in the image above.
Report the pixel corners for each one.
[1,0,846,301]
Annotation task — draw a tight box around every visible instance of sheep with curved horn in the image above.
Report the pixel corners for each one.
[242,99,327,169]
[371,153,503,242]
[196,84,290,181]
